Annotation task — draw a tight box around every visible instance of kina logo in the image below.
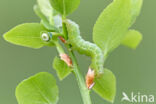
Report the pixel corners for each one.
[121,92,155,103]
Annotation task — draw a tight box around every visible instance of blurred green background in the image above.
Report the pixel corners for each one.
[0,0,156,104]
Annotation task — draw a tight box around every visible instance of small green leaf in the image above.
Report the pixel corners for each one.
[93,0,131,55]
[37,0,53,18]
[34,5,62,31]
[16,72,59,104]
[40,20,58,32]
[130,0,143,25]
[36,0,59,26]
[93,69,116,103]
[49,0,80,16]
[34,5,49,23]
[53,56,72,80]
[3,23,51,49]
[122,30,142,49]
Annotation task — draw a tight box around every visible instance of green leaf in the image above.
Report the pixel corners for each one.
[3,23,52,49]
[37,0,53,18]
[53,56,72,80]
[16,72,59,104]
[122,30,142,49]
[130,0,143,25]
[34,4,62,31]
[113,0,143,25]
[93,69,116,103]
[93,0,131,55]
[34,5,49,23]
[49,0,80,16]
[40,20,58,32]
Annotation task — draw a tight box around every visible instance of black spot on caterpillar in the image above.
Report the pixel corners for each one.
[65,20,104,73]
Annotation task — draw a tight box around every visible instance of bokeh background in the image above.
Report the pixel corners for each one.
[0,0,156,104]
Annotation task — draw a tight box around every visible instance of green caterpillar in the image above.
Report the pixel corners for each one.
[65,20,104,73]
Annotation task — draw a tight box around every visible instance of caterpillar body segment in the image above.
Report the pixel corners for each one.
[65,20,104,73]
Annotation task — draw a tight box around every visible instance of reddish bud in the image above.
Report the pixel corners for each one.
[60,53,72,67]
[59,36,66,43]
[86,68,95,89]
